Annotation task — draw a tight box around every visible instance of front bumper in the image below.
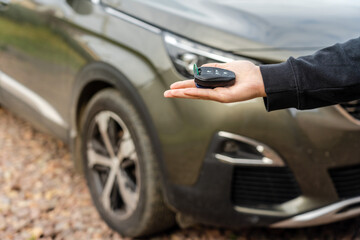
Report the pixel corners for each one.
[165,131,295,228]
[165,130,360,229]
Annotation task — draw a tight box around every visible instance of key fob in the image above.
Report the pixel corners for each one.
[193,64,235,89]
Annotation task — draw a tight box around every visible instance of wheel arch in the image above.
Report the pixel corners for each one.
[69,61,165,179]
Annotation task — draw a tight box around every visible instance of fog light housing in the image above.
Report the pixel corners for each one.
[215,131,284,166]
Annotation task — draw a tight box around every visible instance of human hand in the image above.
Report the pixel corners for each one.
[164,61,266,103]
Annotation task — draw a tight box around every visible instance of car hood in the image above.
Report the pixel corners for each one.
[114,0,360,60]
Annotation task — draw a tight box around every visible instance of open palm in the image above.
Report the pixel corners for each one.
[164,61,266,103]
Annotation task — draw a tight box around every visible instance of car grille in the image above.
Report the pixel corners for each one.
[340,100,360,120]
[231,166,301,207]
[329,164,360,199]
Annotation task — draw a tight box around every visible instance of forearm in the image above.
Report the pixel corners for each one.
[260,37,360,111]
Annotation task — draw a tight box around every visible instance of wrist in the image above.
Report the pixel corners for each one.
[255,66,266,97]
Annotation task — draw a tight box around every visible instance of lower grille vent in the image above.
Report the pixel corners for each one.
[329,164,360,199]
[231,166,301,207]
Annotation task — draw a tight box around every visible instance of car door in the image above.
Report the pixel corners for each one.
[0,0,87,140]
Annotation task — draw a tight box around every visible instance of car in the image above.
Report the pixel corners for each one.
[1,0,360,237]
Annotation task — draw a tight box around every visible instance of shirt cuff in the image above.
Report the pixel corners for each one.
[260,59,299,111]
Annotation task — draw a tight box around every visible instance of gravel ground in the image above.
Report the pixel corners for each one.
[1,107,360,240]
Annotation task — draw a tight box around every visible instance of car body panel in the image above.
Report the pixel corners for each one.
[0,1,80,140]
[106,0,360,61]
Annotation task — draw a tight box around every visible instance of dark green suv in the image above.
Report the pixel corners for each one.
[1,0,360,237]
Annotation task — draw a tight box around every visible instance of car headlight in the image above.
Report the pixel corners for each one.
[163,32,260,78]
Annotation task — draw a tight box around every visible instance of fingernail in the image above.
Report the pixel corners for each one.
[164,90,170,97]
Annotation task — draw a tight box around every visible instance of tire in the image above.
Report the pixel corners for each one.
[80,88,175,237]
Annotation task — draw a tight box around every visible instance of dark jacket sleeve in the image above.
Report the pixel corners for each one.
[260,37,360,111]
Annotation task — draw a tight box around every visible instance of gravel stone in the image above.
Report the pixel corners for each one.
[0,107,359,239]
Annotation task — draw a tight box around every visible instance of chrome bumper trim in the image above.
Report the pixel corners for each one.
[215,131,284,166]
[215,154,275,166]
[271,196,360,228]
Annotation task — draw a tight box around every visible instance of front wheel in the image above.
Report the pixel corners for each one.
[80,88,174,237]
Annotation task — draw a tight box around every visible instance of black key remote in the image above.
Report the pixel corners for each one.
[193,64,236,89]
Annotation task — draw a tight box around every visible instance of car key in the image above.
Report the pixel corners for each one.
[193,64,236,89]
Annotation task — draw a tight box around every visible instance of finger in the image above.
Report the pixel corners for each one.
[183,88,225,102]
[164,88,227,102]
[170,79,196,89]
[164,89,201,99]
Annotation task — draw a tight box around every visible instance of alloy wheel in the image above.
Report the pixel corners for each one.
[86,111,140,219]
